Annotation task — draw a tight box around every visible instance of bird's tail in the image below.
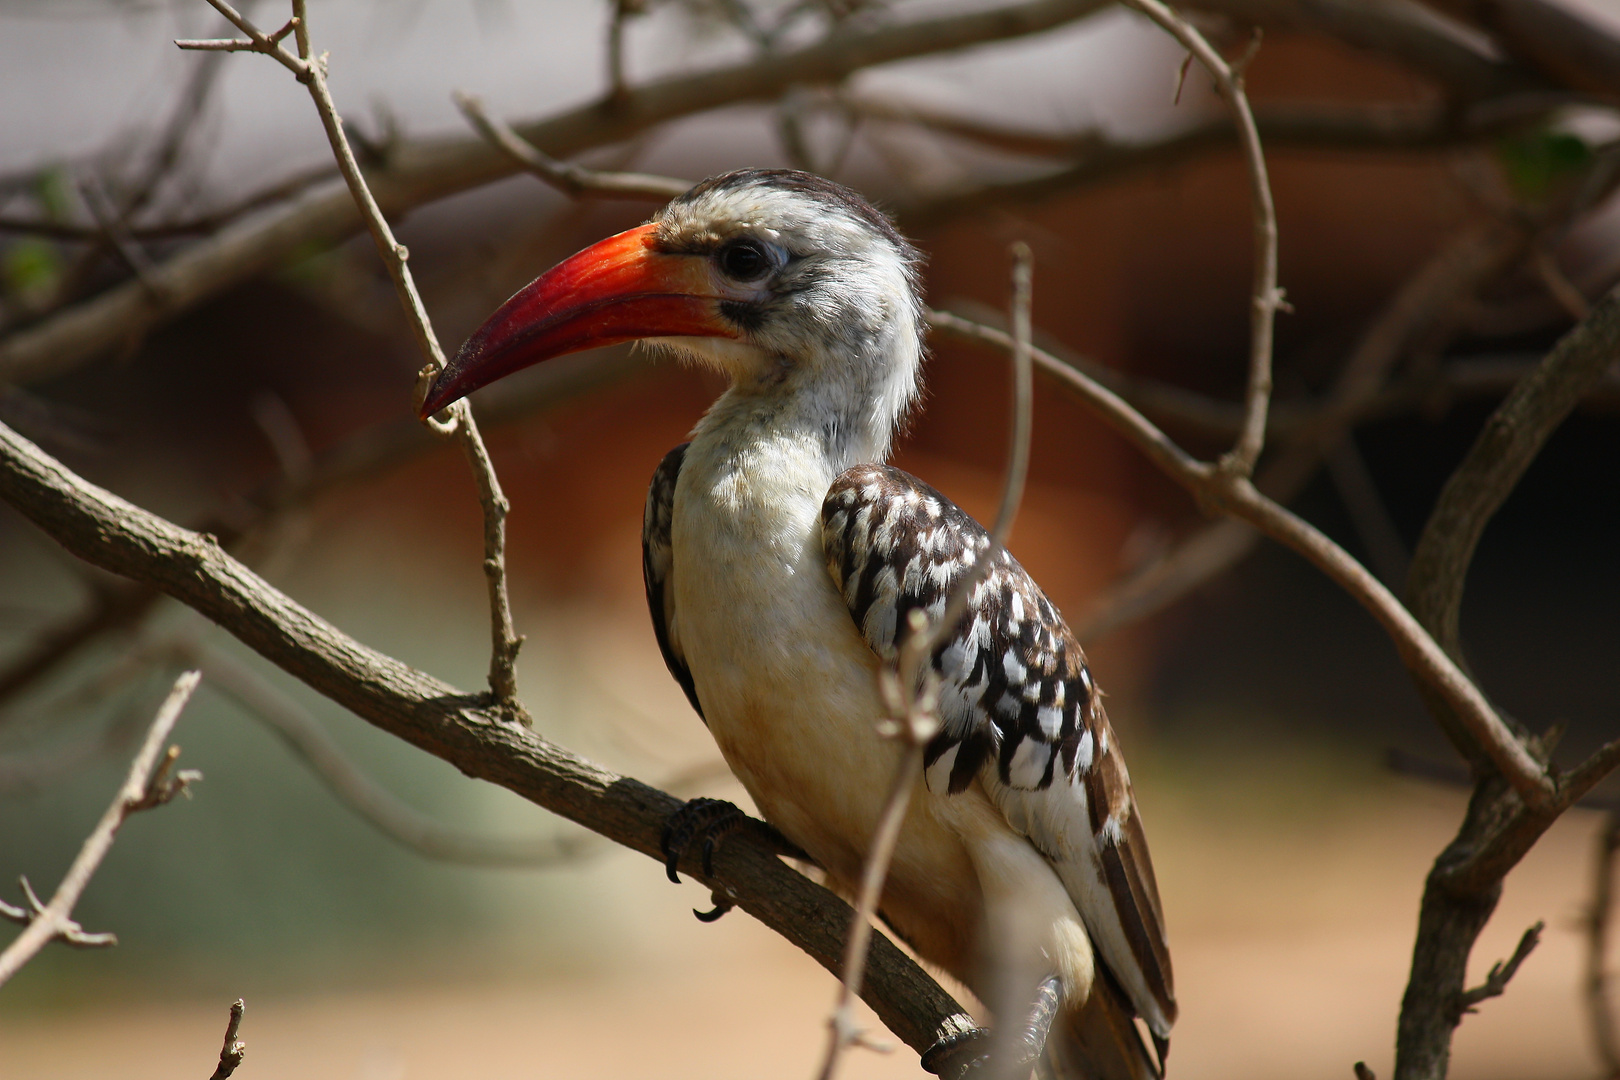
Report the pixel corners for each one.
[1040,972,1162,1080]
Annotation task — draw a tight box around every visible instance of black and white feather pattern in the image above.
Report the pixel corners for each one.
[819,464,1177,1042]
[643,443,704,724]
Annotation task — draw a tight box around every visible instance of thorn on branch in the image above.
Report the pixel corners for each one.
[1453,921,1544,1021]
[1353,1063,1376,1080]
[209,998,247,1080]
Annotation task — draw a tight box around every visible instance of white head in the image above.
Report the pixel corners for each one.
[422,168,926,465]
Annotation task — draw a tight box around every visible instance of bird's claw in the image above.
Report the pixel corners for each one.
[920,976,1064,1078]
[694,889,735,922]
[660,797,747,884]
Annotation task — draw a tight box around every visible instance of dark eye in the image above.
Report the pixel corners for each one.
[717,239,772,282]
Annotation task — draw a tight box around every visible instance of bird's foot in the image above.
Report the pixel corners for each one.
[920,977,1063,1079]
[661,797,748,883]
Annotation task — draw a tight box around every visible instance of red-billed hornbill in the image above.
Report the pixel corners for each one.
[422,169,1175,1079]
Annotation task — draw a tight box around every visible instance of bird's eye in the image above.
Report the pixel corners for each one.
[717,239,772,282]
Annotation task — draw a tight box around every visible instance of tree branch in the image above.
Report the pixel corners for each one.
[0,670,201,987]
[454,92,689,201]
[187,0,526,712]
[1,0,1115,388]
[208,998,247,1080]
[0,417,974,1066]
[1394,281,1620,1080]
[1117,0,1281,478]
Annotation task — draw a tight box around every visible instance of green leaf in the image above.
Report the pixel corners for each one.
[1497,130,1593,200]
[2,239,63,300]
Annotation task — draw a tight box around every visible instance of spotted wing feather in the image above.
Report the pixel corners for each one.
[643,443,704,723]
[820,464,1176,1040]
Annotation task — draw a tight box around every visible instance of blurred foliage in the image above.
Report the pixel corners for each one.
[1496,128,1594,201]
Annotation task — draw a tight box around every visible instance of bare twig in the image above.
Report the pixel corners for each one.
[4,0,1545,390]
[0,417,978,1064]
[817,244,1037,1080]
[1452,921,1543,1019]
[1589,812,1620,1077]
[1118,0,1282,477]
[208,998,247,1080]
[452,92,688,200]
[1395,281,1620,1080]
[183,0,526,712]
[0,670,201,987]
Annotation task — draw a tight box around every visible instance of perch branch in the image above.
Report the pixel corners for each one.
[0,670,201,987]
[0,417,975,1066]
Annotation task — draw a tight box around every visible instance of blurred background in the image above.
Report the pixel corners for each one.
[1,0,1618,1076]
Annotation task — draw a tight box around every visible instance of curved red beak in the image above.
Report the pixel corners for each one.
[419,223,734,418]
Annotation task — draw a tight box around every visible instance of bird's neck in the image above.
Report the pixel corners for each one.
[688,326,920,483]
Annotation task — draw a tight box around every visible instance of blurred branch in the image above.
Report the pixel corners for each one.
[820,244,1038,1080]
[0,670,201,988]
[453,92,689,200]
[209,999,247,1080]
[0,418,976,1066]
[0,349,641,715]
[1395,280,1620,1079]
[1116,0,1281,478]
[918,305,1551,803]
[2,0,1117,387]
[184,0,526,712]
[1070,213,1529,640]
[1415,0,1620,98]
[1451,921,1542,1020]
[1589,812,1620,1078]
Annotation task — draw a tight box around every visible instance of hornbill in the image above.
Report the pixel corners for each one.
[422,169,1175,1079]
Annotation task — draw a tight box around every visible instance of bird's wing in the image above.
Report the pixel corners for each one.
[643,443,705,723]
[820,464,1175,1038]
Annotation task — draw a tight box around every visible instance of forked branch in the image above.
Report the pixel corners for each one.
[0,670,202,987]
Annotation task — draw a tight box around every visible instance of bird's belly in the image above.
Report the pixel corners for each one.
[671,507,983,973]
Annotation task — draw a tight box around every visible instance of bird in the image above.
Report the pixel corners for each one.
[421,168,1175,1079]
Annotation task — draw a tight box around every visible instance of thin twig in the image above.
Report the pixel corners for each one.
[0,670,201,987]
[452,92,688,200]
[185,0,526,713]
[1118,0,1281,477]
[1452,921,1543,1019]
[1588,812,1620,1077]
[208,999,247,1080]
[816,244,1037,1080]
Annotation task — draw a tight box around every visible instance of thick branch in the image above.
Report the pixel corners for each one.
[0,418,973,1063]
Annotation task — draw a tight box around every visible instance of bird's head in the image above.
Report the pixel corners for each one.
[419,169,925,428]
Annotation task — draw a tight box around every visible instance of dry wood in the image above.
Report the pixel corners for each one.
[0,416,975,1065]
